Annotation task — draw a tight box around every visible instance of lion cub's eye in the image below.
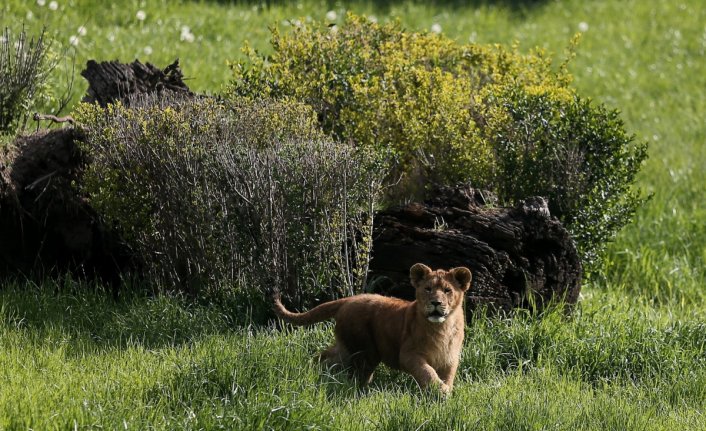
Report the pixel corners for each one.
[425,287,432,292]
[444,288,452,294]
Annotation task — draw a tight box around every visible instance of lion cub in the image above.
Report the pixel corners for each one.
[274,263,471,395]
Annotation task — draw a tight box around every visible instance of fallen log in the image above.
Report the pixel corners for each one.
[368,185,582,313]
[0,128,131,287]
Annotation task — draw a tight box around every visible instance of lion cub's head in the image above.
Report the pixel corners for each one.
[410,263,472,323]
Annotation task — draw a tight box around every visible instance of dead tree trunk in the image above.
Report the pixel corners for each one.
[368,185,582,314]
[81,59,192,107]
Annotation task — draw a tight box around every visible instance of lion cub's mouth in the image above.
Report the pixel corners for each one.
[427,310,448,323]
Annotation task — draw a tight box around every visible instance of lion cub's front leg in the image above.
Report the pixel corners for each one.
[437,362,459,393]
[400,355,451,395]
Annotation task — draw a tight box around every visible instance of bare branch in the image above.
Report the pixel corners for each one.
[33,113,75,125]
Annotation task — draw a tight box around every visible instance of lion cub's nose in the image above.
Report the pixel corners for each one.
[431,300,442,306]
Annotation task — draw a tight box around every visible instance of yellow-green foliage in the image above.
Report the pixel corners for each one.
[226,97,325,147]
[228,15,647,270]
[229,14,574,195]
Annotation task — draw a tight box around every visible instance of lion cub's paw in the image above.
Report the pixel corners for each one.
[439,383,452,397]
[424,380,452,399]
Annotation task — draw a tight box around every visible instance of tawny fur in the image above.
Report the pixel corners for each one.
[273,263,471,395]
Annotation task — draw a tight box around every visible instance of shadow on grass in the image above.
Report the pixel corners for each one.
[0,277,268,352]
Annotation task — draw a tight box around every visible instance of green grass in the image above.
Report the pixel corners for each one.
[1,282,704,430]
[1,0,705,429]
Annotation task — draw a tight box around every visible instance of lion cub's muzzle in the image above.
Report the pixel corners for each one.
[425,300,449,323]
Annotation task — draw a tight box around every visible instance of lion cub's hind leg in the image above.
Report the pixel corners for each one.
[353,362,377,386]
[317,343,351,372]
[318,342,378,386]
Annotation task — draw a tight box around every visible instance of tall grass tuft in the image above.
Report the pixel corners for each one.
[0,26,49,133]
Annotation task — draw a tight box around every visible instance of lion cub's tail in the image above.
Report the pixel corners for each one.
[273,295,346,326]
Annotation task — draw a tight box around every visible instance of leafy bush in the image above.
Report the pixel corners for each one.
[228,14,571,196]
[482,86,648,267]
[75,94,385,305]
[227,14,647,270]
[0,26,50,134]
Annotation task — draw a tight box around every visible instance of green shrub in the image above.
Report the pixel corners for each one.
[75,94,385,305]
[482,86,648,268]
[227,14,647,270]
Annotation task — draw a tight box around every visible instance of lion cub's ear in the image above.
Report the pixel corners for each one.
[450,267,472,292]
[410,263,433,287]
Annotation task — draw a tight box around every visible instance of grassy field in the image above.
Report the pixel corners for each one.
[1,0,705,429]
[2,281,704,430]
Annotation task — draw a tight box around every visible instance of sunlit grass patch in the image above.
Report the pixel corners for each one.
[2,284,705,429]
